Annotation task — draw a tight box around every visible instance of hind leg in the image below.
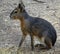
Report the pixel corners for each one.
[34,36,46,50]
[35,44,46,50]
[35,37,52,50]
[44,37,52,50]
[35,42,52,50]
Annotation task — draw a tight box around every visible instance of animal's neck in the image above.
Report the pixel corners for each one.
[20,17,25,28]
[19,11,29,28]
[22,11,30,19]
[18,10,31,27]
[19,10,30,21]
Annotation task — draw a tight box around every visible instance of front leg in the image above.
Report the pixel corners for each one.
[30,34,34,51]
[17,35,26,54]
[18,36,26,47]
[18,29,27,48]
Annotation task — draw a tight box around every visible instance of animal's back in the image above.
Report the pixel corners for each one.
[25,17,57,46]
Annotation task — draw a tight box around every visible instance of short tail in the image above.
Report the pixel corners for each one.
[49,30,57,46]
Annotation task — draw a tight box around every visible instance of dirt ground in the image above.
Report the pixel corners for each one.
[0,0,60,54]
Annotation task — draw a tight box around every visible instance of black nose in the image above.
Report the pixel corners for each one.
[10,12,14,20]
[10,12,13,18]
[10,15,12,19]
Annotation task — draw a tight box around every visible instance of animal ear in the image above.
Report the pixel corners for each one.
[18,3,21,8]
[18,3,25,12]
[18,3,25,8]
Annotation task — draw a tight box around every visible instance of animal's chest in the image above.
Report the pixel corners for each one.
[21,20,30,32]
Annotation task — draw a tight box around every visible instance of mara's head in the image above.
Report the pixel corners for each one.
[10,3,25,20]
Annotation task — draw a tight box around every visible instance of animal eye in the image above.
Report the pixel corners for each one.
[14,10,17,13]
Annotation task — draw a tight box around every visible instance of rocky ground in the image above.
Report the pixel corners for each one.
[0,0,60,54]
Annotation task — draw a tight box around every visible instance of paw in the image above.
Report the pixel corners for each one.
[35,44,45,48]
